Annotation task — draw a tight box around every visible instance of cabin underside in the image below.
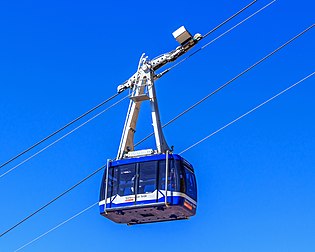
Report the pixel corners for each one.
[101,203,194,225]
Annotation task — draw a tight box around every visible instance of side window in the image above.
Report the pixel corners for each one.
[118,164,136,196]
[100,170,107,201]
[158,159,178,191]
[185,168,197,200]
[158,160,166,190]
[139,161,158,194]
[106,167,118,198]
[169,160,178,191]
[179,165,185,193]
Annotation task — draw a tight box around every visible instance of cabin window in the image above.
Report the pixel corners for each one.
[158,160,166,190]
[184,167,197,200]
[139,161,158,194]
[118,164,136,196]
[106,167,119,198]
[102,158,183,201]
[169,160,179,191]
[158,159,180,191]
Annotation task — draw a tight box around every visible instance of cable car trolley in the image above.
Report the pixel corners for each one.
[99,26,201,225]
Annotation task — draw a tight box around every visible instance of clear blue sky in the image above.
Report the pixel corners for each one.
[0,0,314,251]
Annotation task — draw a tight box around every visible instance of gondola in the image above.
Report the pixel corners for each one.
[99,153,197,224]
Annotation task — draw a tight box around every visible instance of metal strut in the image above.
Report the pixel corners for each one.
[116,26,203,159]
[117,55,170,159]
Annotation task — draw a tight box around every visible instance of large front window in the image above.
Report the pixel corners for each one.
[102,159,181,203]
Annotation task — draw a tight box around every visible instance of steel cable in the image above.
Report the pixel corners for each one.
[2,7,311,239]
[0,92,121,170]
[4,1,312,241]
[14,202,98,252]
[13,71,315,252]
[156,0,276,78]
[0,2,268,238]
[179,72,315,154]
[0,0,258,174]
[203,0,257,38]
[0,95,129,179]
[0,164,106,238]
[135,22,314,147]
[3,22,312,239]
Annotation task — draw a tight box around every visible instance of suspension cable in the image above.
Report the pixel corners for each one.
[3,1,312,241]
[14,202,98,252]
[0,165,106,238]
[151,0,258,74]
[179,72,315,154]
[0,95,129,179]
[0,92,121,171]
[157,0,276,78]
[0,1,258,174]
[135,23,314,147]
[0,3,275,238]
[13,72,315,251]
[2,23,312,240]
[203,0,257,38]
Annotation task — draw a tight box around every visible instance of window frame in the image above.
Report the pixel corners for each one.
[183,165,197,201]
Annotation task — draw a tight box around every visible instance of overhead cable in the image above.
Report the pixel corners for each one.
[0,3,276,237]
[0,95,129,179]
[14,202,98,252]
[179,72,315,154]
[135,23,314,147]
[0,1,258,174]
[0,92,121,171]
[3,23,312,238]
[202,0,257,38]
[156,0,276,77]
[14,72,315,251]
[0,164,106,237]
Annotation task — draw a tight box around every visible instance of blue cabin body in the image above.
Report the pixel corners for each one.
[99,154,197,225]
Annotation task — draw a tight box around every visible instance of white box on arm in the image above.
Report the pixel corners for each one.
[172,26,193,45]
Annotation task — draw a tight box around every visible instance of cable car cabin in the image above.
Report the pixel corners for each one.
[99,153,197,225]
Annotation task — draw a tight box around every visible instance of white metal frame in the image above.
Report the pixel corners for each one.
[116,55,170,159]
[116,27,202,160]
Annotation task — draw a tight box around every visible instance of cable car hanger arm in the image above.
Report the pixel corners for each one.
[115,0,260,159]
[115,27,203,159]
[116,0,258,94]
[117,28,202,94]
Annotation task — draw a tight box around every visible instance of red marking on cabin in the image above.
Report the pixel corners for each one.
[184,201,193,210]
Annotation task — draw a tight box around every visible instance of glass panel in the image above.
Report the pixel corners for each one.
[139,161,158,194]
[100,171,106,201]
[179,164,185,193]
[106,167,118,199]
[157,159,179,192]
[169,160,177,192]
[118,164,136,196]
[185,168,197,200]
[158,160,166,190]
[100,167,118,201]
